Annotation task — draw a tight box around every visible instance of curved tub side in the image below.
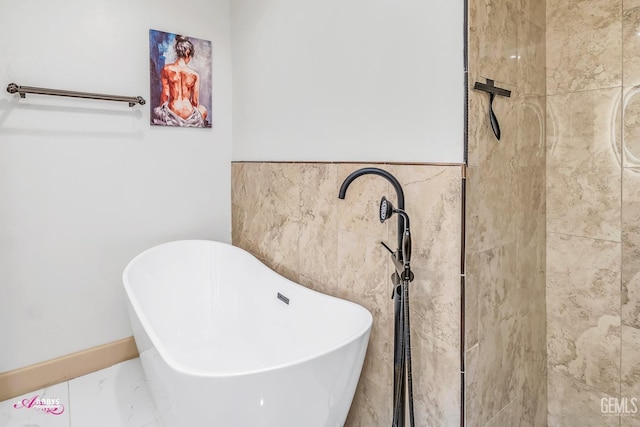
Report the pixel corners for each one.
[137,324,371,427]
[123,240,373,426]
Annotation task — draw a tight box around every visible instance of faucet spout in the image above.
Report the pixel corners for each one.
[338,167,405,250]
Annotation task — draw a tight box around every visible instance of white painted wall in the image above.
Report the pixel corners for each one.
[231,0,465,163]
[0,0,232,372]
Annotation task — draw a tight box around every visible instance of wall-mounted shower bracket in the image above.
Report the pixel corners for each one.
[381,241,414,285]
[473,78,511,140]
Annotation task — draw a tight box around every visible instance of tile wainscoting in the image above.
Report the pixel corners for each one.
[232,162,463,426]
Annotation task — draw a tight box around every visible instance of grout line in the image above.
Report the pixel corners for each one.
[551,369,622,398]
[620,80,624,418]
[546,230,623,245]
[485,392,521,425]
[460,171,467,427]
[547,84,626,98]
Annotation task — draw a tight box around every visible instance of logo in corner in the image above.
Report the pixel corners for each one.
[13,395,65,415]
[601,397,638,416]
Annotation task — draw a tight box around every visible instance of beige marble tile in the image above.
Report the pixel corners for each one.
[519,0,546,28]
[336,230,390,319]
[384,165,462,348]
[623,265,640,329]
[344,377,391,427]
[464,345,480,426]
[299,164,339,290]
[484,396,523,427]
[337,164,390,241]
[410,337,460,426]
[621,415,640,426]
[476,244,521,317]
[516,168,546,234]
[559,314,621,394]
[255,254,300,284]
[516,96,546,168]
[384,165,462,277]
[231,162,250,250]
[623,168,640,328]
[521,309,548,375]
[343,308,394,426]
[233,162,463,425]
[481,310,547,426]
[520,309,548,426]
[619,90,626,164]
[231,163,302,276]
[409,266,460,351]
[548,370,620,426]
[517,216,547,315]
[231,163,263,256]
[518,19,546,97]
[626,0,640,11]
[466,164,518,253]
[464,253,480,349]
[468,0,519,86]
[516,167,546,315]
[547,233,621,395]
[475,243,524,424]
[624,86,640,168]
[467,80,517,168]
[464,160,542,347]
[353,312,394,421]
[622,325,640,398]
[623,7,640,87]
[335,229,393,418]
[546,0,622,94]
[467,0,547,420]
[546,89,622,242]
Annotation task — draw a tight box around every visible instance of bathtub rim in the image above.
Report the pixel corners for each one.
[123,239,373,379]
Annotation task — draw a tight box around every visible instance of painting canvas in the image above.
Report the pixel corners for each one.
[149,29,212,128]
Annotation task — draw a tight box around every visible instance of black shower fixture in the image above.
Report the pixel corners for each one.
[379,196,412,267]
[339,167,416,427]
[379,196,393,223]
[473,78,511,140]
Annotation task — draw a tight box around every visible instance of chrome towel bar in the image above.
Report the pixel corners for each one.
[6,83,145,107]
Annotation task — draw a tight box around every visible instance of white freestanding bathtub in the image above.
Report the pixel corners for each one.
[123,240,372,427]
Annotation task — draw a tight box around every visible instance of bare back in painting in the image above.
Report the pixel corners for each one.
[160,59,207,121]
[153,34,209,127]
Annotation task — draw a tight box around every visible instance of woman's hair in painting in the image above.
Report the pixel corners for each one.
[174,35,195,58]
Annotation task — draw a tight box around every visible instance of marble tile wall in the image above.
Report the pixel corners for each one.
[622,3,640,426]
[545,0,640,424]
[232,162,462,426]
[466,0,547,425]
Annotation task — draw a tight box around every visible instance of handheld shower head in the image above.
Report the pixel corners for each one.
[379,196,410,229]
[379,196,412,266]
[380,196,394,223]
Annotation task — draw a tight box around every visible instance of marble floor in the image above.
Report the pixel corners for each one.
[0,358,159,427]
